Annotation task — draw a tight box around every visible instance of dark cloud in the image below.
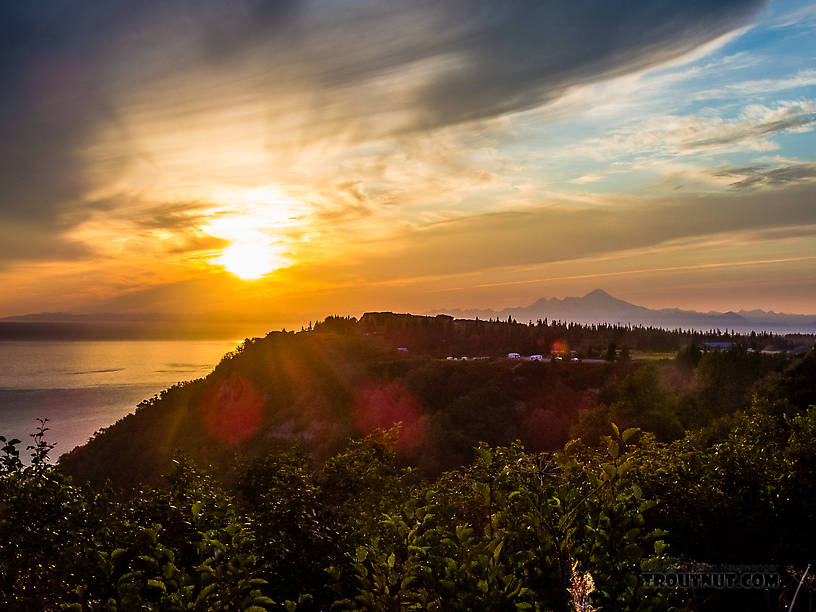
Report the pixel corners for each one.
[715,165,768,176]
[0,224,91,266]
[250,0,768,132]
[0,3,137,264]
[0,0,766,264]
[719,163,816,189]
[404,1,767,128]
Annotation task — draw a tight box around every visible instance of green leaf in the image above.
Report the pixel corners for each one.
[493,539,504,562]
[474,481,491,504]
[162,562,177,579]
[456,525,473,542]
[195,583,217,604]
[252,596,277,606]
[137,555,160,572]
[622,427,640,443]
[476,446,493,468]
[110,548,128,566]
[654,540,667,554]
[387,552,396,569]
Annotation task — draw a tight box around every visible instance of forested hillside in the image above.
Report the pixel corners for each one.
[59,315,807,489]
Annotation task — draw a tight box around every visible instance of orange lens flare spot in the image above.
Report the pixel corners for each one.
[200,373,264,444]
[353,382,426,452]
[551,341,568,354]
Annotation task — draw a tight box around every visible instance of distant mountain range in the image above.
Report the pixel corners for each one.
[434,289,816,333]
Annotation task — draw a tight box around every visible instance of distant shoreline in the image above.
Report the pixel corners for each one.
[0,320,279,342]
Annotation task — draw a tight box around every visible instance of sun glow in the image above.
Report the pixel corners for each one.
[201,187,303,279]
[216,242,286,280]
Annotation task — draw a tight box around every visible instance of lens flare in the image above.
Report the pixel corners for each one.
[353,381,427,452]
[200,372,264,444]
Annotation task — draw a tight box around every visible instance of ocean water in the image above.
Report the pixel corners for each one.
[0,340,240,458]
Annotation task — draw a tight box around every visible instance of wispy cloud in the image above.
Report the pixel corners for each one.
[582,100,816,158]
[770,3,816,29]
[0,0,767,266]
[717,162,816,189]
[570,174,605,184]
[454,255,816,291]
[695,69,816,99]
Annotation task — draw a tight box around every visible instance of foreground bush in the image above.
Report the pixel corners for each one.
[3,420,679,611]
[3,414,814,610]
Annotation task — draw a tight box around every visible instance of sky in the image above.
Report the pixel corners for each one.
[1,0,815,324]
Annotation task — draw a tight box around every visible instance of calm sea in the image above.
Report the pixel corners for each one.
[0,340,240,458]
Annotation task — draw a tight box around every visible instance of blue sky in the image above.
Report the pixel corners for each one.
[501,0,815,196]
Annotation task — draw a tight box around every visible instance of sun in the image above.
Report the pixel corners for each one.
[216,242,282,280]
[200,186,302,279]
